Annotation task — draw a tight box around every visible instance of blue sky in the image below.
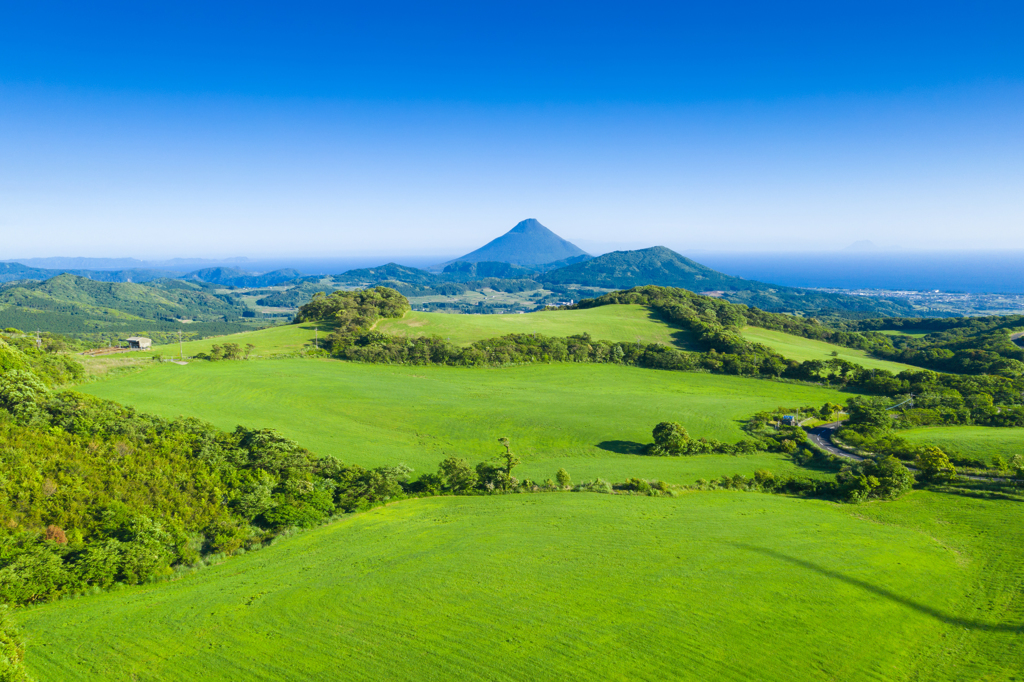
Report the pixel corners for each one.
[1,1,1022,257]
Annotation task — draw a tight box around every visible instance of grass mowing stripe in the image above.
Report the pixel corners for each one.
[18,491,1001,681]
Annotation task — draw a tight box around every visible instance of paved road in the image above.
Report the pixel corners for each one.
[807,422,865,462]
[1012,331,1024,347]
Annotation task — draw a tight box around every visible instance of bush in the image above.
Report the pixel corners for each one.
[574,479,613,494]
[555,468,572,489]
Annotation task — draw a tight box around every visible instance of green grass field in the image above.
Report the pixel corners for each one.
[135,305,696,361]
[77,360,849,483]
[901,426,1024,464]
[741,326,916,373]
[17,489,1024,681]
[135,321,327,359]
[377,305,698,349]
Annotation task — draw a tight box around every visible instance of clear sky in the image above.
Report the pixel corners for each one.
[1,1,1022,258]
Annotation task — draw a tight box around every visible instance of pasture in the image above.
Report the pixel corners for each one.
[741,326,915,373]
[901,426,1024,465]
[376,304,698,349]
[134,321,328,359]
[138,304,697,361]
[18,490,1024,681]
[77,360,849,482]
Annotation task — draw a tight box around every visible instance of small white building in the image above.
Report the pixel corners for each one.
[126,336,152,350]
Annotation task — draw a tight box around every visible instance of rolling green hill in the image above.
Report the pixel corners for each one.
[741,326,916,373]
[900,426,1024,465]
[77,360,849,480]
[17,490,1024,681]
[375,305,698,349]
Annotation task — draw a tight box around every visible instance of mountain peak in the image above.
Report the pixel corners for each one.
[446,219,590,266]
[508,218,546,233]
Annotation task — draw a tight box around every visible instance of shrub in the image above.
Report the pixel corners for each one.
[555,468,572,489]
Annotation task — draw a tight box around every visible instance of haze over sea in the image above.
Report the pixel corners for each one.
[9,249,1023,294]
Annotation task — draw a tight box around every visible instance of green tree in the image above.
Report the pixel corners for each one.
[438,456,477,492]
[652,422,690,455]
[244,343,256,359]
[555,468,572,489]
[497,437,520,491]
[915,446,958,482]
[991,455,1006,472]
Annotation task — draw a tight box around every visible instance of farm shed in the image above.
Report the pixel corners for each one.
[126,336,152,350]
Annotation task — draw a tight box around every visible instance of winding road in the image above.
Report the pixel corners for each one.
[808,422,1014,483]
[807,422,865,462]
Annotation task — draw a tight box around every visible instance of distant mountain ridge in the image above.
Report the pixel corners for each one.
[447,219,590,266]
[183,267,301,288]
[539,246,918,317]
[539,246,747,291]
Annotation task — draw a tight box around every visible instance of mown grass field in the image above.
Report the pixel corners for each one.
[135,321,329,359]
[901,426,1024,464]
[137,304,697,360]
[18,490,1024,681]
[376,304,699,349]
[741,326,916,373]
[77,360,849,483]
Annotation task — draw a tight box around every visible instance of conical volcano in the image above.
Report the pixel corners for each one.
[448,219,590,266]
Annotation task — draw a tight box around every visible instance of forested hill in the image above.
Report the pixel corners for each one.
[182,267,300,287]
[0,261,179,284]
[0,274,257,338]
[540,246,918,318]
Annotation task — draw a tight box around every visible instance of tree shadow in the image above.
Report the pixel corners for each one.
[731,542,1023,633]
[597,440,647,455]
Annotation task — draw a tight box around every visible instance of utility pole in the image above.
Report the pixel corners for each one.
[178,331,183,361]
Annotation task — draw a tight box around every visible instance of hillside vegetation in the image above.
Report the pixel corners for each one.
[17,491,1024,681]
[0,274,264,339]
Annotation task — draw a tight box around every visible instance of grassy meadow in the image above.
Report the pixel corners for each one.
[135,304,697,361]
[133,321,328,359]
[376,304,699,348]
[18,490,1024,681]
[901,426,1024,465]
[77,360,849,483]
[741,326,915,373]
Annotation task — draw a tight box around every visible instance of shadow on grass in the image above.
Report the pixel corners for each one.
[597,440,647,455]
[732,542,1023,633]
